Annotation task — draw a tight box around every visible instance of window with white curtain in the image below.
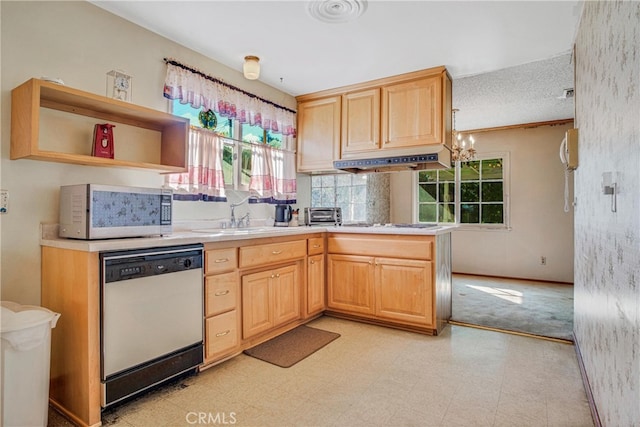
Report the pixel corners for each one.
[169,100,296,204]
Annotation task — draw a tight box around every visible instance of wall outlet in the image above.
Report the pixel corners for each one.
[540,256,547,265]
[0,190,7,214]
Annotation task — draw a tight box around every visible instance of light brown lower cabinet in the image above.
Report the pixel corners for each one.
[375,257,433,325]
[326,233,449,334]
[327,254,375,315]
[306,254,326,316]
[204,248,241,364]
[327,255,433,326]
[242,264,300,339]
[204,271,240,362]
[205,310,239,361]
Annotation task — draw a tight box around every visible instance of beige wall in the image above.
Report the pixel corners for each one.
[0,1,298,304]
[391,122,575,283]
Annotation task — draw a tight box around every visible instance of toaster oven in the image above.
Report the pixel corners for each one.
[304,207,342,226]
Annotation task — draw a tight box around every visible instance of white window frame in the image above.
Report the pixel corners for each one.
[412,151,511,230]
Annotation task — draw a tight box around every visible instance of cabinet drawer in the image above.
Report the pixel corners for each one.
[308,237,325,255]
[239,240,306,268]
[205,248,237,274]
[205,310,239,360]
[205,272,238,317]
[328,235,433,260]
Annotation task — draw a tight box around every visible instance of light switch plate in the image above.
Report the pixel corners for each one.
[0,190,8,214]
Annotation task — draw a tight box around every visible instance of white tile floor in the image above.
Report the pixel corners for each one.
[50,317,593,427]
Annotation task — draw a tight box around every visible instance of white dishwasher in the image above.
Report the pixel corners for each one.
[100,244,203,407]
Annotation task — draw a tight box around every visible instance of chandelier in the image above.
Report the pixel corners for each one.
[451,108,476,162]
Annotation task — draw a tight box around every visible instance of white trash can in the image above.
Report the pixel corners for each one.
[1,301,60,427]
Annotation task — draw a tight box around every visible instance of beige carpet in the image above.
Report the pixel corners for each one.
[451,274,574,341]
[244,325,340,368]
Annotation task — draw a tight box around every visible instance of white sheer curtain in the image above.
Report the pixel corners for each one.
[249,145,297,204]
[165,128,227,201]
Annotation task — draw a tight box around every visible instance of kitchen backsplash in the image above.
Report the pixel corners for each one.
[311,173,390,224]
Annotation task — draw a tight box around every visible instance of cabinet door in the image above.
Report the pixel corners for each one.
[297,96,341,172]
[307,254,325,316]
[381,75,442,149]
[242,270,273,339]
[375,258,433,326]
[341,88,380,156]
[327,254,375,315]
[272,264,300,327]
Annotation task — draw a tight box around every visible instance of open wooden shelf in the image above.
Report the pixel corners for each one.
[11,78,189,172]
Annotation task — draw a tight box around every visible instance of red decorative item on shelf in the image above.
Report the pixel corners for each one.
[92,123,115,159]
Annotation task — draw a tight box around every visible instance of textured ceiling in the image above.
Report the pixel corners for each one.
[454,53,575,130]
[91,0,581,129]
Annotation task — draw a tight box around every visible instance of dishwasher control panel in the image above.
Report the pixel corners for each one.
[101,244,203,283]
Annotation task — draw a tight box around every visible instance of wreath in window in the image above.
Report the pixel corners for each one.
[198,109,217,130]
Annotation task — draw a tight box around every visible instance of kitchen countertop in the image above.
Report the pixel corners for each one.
[40,223,457,252]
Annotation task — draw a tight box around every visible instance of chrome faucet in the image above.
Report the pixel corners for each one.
[229,197,250,228]
[237,212,250,228]
[230,204,238,228]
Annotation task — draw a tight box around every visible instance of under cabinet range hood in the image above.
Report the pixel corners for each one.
[333,151,452,173]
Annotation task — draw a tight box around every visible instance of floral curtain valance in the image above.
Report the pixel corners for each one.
[163,60,296,136]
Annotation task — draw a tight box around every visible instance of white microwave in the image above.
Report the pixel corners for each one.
[59,184,172,240]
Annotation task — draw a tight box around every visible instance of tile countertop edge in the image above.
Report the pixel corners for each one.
[39,224,457,252]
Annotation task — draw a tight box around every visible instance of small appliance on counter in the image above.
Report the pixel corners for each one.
[59,184,172,240]
[274,204,293,227]
[304,207,342,226]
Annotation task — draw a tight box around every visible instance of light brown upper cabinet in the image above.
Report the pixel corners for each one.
[341,88,380,157]
[381,75,443,150]
[296,95,341,173]
[296,66,452,172]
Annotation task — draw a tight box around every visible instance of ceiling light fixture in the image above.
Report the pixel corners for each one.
[243,55,260,80]
[452,109,477,162]
[308,0,368,24]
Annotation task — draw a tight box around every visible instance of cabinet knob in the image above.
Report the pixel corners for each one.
[271,274,275,278]
[272,250,283,255]
[276,273,280,278]
[368,261,373,265]
[313,244,321,248]
[310,260,315,264]
[214,258,229,263]
[214,290,230,296]
[215,330,231,337]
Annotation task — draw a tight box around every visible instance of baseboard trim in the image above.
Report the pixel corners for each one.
[448,320,574,344]
[573,332,602,427]
[452,272,573,286]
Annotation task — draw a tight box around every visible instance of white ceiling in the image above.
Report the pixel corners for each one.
[91,0,582,130]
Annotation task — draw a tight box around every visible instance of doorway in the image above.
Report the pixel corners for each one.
[450,274,574,341]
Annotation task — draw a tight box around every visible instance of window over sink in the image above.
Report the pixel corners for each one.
[171,100,290,191]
